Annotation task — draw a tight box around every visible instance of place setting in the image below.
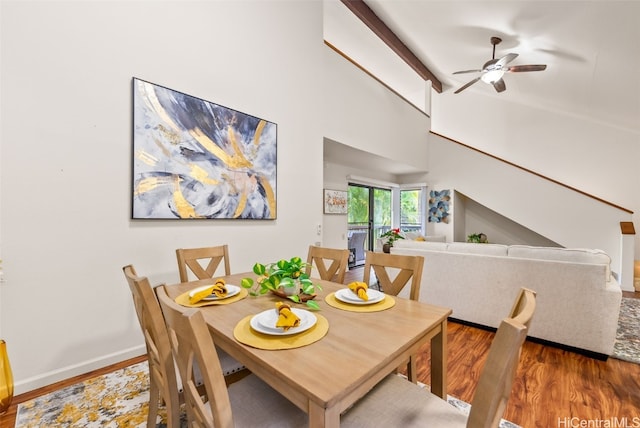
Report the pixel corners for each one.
[234,301,329,350]
[174,278,248,307]
[325,281,395,312]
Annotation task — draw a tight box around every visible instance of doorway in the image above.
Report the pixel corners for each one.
[347,184,391,266]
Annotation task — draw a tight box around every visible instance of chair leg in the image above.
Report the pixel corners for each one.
[147,381,160,428]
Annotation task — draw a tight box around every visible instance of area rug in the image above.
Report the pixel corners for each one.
[14,362,185,428]
[15,362,519,427]
[612,297,640,364]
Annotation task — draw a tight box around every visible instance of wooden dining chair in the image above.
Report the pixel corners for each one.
[305,245,350,283]
[124,265,248,427]
[176,245,231,282]
[363,251,424,301]
[155,285,308,428]
[341,287,537,428]
[175,245,248,381]
[123,264,182,428]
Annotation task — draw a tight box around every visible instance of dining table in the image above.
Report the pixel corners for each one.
[164,273,452,428]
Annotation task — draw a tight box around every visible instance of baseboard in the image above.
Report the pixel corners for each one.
[448,318,609,361]
[14,344,146,395]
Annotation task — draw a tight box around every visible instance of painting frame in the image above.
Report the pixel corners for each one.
[131,77,277,220]
[323,189,348,215]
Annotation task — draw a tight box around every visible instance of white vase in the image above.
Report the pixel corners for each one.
[282,279,301,296]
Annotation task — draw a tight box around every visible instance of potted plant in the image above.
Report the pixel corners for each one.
[240,256,321,310]
[467,233,488,243]
[380,228,404,253]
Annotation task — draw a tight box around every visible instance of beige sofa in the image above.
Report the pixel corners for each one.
[391,240,622,358]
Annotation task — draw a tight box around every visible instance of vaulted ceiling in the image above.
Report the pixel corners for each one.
[325,0,640,134]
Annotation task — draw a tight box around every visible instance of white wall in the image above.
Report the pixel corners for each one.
[427,132,635,289]
[431,89,640,253]
[322,47,430,172]
[0,0,329,393]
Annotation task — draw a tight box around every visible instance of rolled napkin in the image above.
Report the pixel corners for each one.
[188,279,227,304]
[348,281,369,301]
[275,301,300,331]
[210,278,228,298]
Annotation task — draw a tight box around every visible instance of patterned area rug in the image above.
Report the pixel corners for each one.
[15,362,186,428]
[15,362,519,427]
[612,297,640,364]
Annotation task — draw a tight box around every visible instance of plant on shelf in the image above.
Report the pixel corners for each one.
[240,256,321,310]
[467,233,488,243]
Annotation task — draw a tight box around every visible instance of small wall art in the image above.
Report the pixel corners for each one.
[132,78,277,219]
[428,189,450,223]
[323,189,348,214]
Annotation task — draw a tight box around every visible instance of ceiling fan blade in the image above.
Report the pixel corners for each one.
[493,78,506,93]
[454,77,481,94]
[507,64,547,72]
[453,69,483,75]
[495,53,518,68]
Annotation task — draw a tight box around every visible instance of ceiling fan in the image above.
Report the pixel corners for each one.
[453,37,547,94]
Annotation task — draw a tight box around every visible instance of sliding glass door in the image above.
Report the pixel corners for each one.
[347,184,391,266]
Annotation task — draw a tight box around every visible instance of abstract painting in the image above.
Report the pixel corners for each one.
[428,189,450,223]
[132,78,277,219]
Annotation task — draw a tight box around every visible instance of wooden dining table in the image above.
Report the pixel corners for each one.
[164,273,452,428]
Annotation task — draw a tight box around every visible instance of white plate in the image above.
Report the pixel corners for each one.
[335,288,385,305]
[250,308,317,336]
[189,284,241,301]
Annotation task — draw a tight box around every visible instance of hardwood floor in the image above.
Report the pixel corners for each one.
[3,267,638,428]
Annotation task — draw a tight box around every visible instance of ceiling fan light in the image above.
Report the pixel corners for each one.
[481,69,504,84]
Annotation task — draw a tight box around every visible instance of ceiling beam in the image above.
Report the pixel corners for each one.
[340,0,443,93]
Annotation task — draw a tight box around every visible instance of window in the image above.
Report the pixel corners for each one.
[400,189,422,233]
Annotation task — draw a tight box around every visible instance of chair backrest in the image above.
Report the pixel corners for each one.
[305,245,350,284]
[156,285,233,428]
[467,288,536,428]
[508,287,537,330]
[122,265,180,417]
[176,245,231,282]
[362,251,424,300]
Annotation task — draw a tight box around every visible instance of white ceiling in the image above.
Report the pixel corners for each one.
[325,0,640,135]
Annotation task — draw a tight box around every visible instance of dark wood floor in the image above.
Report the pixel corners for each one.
[3,267,639,428]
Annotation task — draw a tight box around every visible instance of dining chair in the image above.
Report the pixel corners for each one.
[341,287,537,428]
[155,285,308,428]
[124,265,248,427]
[176,245,231,282]
[305,245,350,284]
[363,251,424,301]
[175,245,248,380]
[122,264,183,428]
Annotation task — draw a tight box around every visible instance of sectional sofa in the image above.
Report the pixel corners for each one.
[391,239,622,359]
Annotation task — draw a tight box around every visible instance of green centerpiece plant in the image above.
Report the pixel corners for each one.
[240,256,321,310]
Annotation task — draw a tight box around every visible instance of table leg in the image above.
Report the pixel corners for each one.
[430,319,447,399]
[308,400,340,428]
[406,356,417,383]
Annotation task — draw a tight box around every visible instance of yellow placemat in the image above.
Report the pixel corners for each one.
[324,292,395,312]
[175,287,248,308]
[234,313,329,350]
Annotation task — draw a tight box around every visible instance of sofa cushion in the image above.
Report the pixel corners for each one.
[404,231,422,240]
[508,245,612,280]
[446,242,509,256]
[393,240,448,251]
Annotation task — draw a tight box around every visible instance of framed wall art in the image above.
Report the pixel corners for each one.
[323,189,348,214]
[132,77,277,219]
[428,189,450,223]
